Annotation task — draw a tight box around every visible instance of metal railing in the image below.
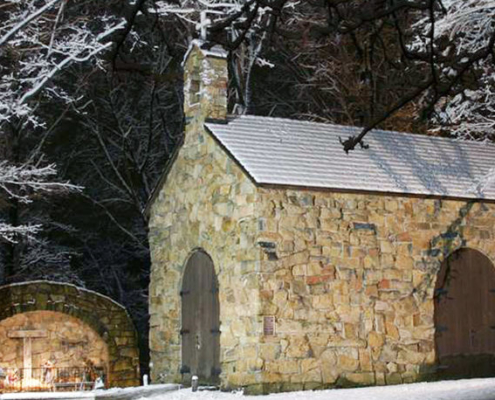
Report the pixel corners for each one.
[0,367,106,393]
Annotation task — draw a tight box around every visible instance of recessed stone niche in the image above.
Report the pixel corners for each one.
[0,311,109,375]
[0,281,140,390]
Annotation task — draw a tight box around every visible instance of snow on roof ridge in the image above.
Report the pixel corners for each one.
[0,280,127,311]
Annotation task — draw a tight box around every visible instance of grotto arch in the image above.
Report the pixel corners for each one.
[0,281,140,388]
[0,310,110,391]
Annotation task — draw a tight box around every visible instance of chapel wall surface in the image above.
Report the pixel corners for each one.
[252,188,494,392]
[148,90,261,386]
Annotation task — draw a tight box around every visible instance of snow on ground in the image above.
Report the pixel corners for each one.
[141,378,495,400]
[0,384,178,400]
[2,379,495,400]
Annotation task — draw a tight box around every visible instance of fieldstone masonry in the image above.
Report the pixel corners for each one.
[252,190,495,392]
[148,42,495,393]
[149,44,259,386]
[0,281,140,388]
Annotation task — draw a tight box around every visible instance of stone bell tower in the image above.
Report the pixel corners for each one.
[182,40,228,123]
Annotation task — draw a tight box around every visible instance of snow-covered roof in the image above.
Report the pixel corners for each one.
[205,115,495,200]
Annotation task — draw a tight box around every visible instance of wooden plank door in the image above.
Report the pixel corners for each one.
[434,248,495,377]
[181,250,220,384]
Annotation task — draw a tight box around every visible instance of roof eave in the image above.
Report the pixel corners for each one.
[256,181,495,203]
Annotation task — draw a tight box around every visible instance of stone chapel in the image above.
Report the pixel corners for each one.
[147,41,495,394]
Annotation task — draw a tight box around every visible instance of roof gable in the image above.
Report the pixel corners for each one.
[205,116,495,200]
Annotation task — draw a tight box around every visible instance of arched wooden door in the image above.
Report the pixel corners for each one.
[181,250,220,384]
[434,248,495,378]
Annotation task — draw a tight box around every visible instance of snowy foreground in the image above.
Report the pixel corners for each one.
[2,379,495,400]
[141,379,495,400]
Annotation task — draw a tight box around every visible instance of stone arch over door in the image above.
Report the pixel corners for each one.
[434,248,495,378]
[181,250,220,385]
[0,281,140,387]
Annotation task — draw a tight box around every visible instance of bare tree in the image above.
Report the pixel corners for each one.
[317,0,495,151]
[0,0,128,245]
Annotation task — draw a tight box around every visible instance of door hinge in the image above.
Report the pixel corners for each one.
[436,326,448,333]
[180,329,190,335]
[211,367,222,376]
[180,290,190,296]
[210,328,221,335]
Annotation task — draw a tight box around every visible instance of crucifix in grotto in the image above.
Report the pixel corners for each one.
[7,330,47,380]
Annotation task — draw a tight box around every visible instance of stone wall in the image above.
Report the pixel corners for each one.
[148,94,262,386]
[149,44,264,387]
[0,311,108,371]
[0,281,140,387]
[253,188,495,392]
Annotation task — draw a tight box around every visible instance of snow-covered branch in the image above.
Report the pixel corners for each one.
[410,0,495,140]
[0,0,63,47]
[0,0,127,247]
[150,1,285,111]
[0,162,82,203]
[18,40,117,106]
[0,0,126,125]
[0,223,42,243]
